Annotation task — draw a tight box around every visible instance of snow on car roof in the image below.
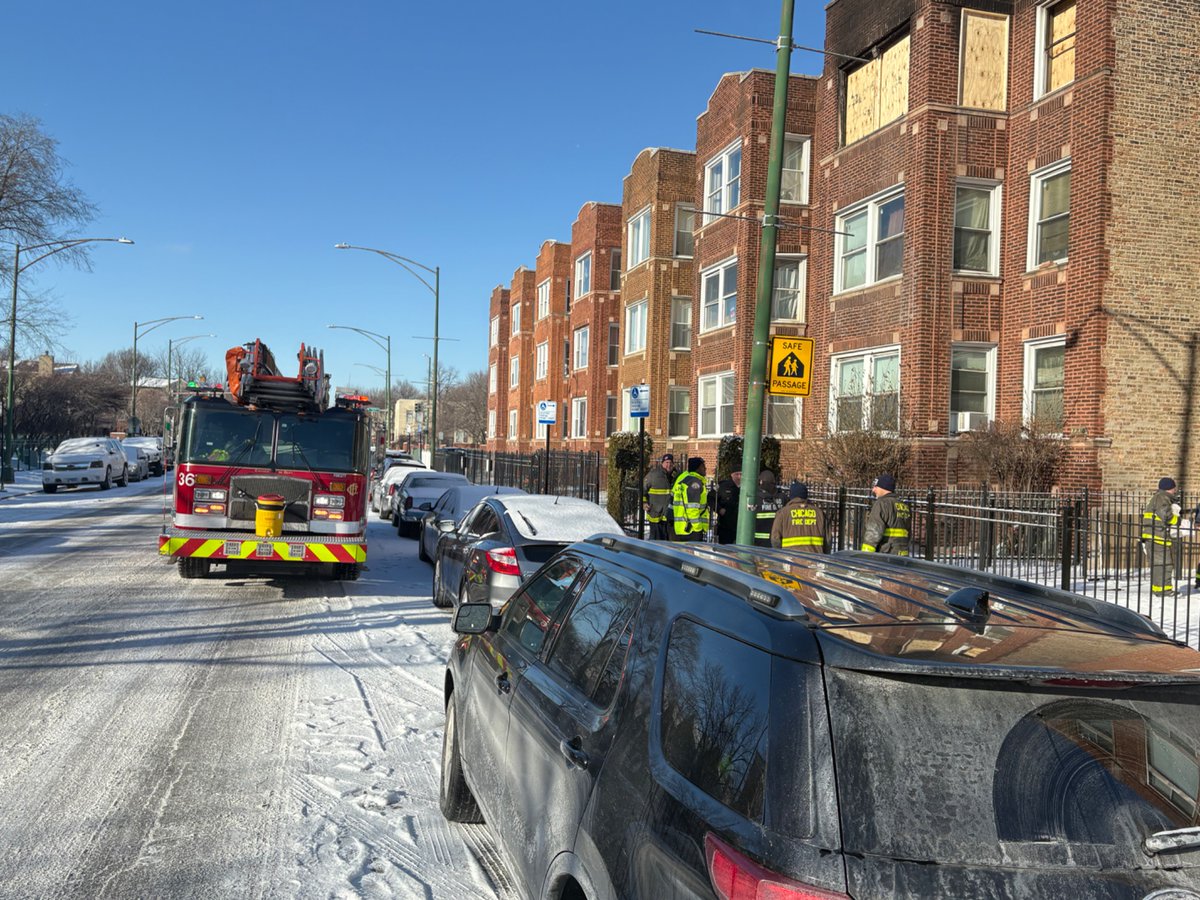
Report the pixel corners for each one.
[495,494,621,541]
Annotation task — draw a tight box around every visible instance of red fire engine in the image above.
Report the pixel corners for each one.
[158,339,370,580]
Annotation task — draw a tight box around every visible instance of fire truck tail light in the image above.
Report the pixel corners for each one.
[314,494,345,508]
[194,503,226,516]
[485,547,520,576]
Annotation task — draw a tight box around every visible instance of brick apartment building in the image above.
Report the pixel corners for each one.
[485,285,509,447]
[504,267,537,452]
[485,0,1200,492]
[529,241,572,450]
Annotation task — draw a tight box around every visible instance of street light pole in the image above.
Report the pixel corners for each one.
[334,243,441,457]
[329,324,391,448]
[132,315,203,433]
[2,236,134,484]
[167,333,215,404]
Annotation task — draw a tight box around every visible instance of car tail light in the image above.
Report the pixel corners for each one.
[705,833,848,900]
[388,484,397,496]
[404,495,413,510]
[485,547,521,577]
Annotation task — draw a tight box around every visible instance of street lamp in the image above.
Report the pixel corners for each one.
[329,324,392,449]
[3,236,134,483]
[167,333,215,401]
[132,315,203,433]
[334,243,441,457]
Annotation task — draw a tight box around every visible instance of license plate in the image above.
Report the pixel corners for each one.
[256,542,275,558]
[224,541,242,557]
[288,544,306,560]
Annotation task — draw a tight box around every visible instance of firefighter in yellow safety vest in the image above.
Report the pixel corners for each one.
[1142,476,1179,594]
[861,473,910,555]
[642,453,676,541]
[672,457,710,542]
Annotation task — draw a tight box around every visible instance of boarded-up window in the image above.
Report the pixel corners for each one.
[1038,0,1076,96]
[960,10,1009,111]
[843,34,909,145]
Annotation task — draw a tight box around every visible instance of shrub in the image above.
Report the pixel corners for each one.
[715,434,781,482]
[605,431,654,520]
[958,419,1062,492]
[814,429,911,487]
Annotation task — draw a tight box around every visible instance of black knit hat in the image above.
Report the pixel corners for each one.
[790,481,808,500]
[1159,477,1177,491]
[874,473,896,491]
[688,456,705,471]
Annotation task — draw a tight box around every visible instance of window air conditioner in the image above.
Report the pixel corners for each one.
[955,411,989,433]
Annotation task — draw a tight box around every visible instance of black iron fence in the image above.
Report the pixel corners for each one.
[433,447,604,505]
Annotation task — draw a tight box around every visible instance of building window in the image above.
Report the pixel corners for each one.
[488,363,497,395]
[950,345,996,433]
[489,316,499,347]
[1035,0,1076,99]
[609,248,622,290]
[772,257,806,323]
[843,34,910,145]
[835,187,905,293]
[509,356,519,389]
[535,341,548,381]
[487,409,496,439]
[571,397,587,439]
[608,322,620,366]
[625,300,647,354]
[574,253,591,299]
[674,205,695,257]
[670,297,692,350]
[573,326,590,370]
[605,396,618,436]
[701,258,737,332]
[628,207,651,268]
[536,279,550,320]
[830,347,900,433]
[1028,160,1070,269]
[766,395,802,438]
[698,372,735,438]
[960,10,1009,111]
[669,386,691,438]
[1024,337,1064,431]
[781,135,811,204]
[511,302,521,335]
[703,140,742,224]
[563,339,570,381]
[954,183,1002,275]
[508,409,518,439]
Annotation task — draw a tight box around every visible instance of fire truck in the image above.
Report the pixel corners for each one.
[158,339,370,580]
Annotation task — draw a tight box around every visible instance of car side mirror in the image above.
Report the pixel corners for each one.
[453,603,498,634]
[419,501,433,510]
[437,519,457,534]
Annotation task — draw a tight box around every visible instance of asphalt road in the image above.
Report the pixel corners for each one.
[0,479,514,899]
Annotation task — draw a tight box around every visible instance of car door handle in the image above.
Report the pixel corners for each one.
[559,737,589,770]
[496,672,511,695]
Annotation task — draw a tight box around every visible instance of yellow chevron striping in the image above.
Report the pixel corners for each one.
[309,544,337,563]
[193,540,224,558]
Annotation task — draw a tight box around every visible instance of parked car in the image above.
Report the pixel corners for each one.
[122,444,150,482]
[122,436,164,475]
[417,484,527,564]
[389,471,470,538]
[370,458,427,517]
[431,494,621,609]
[42,437,129,493]
[441,539,1200,900]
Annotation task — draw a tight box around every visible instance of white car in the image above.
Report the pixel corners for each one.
[42,437,129,493]
[372,460,428,518]
[122,436,164,475]
[123,445,150,482]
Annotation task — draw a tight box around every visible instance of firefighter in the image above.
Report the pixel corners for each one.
[861,473,911,555]
[752,469,783,547]
[1142,476,1179,594]
[642,453,676,541]
[771,481,828,553]
[672,456,710,542]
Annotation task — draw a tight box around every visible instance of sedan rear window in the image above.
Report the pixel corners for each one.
[407,475,466,489]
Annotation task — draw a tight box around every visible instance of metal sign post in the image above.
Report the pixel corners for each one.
[537,400,557,495]
[630,385,650,538]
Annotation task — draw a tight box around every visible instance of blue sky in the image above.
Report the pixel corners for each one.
[4,1,827,393]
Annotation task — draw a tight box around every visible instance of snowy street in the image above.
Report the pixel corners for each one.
[0,478,515,899]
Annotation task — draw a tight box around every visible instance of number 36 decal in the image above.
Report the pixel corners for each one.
[178,472,195,487]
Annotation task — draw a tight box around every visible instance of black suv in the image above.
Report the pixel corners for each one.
[439,537,1200,900]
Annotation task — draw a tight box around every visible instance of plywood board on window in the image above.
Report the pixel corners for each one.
[878,35,910,127]
[1048,0,1076,92]
[961,10,1009,111]
[845,58,880,145]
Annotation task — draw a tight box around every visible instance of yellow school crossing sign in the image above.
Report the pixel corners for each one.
[769,336,814,397]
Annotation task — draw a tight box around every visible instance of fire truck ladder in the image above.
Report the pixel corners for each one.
[235,339,330,412]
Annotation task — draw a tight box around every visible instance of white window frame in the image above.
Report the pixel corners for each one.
[627,206,651,268]
[670,296,692,350]
[828,346,901,434]
[953,181,1002,276]
[949,343,997,433]
[487,409,496,439]
[621,390,634,433]
[1023,335,1065,429]
[489,316,499,347]
[771,256,807,323]
[1027,158,1071,271]
[573,326,590,370]
[673,204,695,257]
[535,341,548,381]
[700,257,738,333]
[668,386,691,439]
[574,252,592,299]
[765,395,803,439]
[780,135,811,205]
[536,279,551,320]
[508,409,518,439]
[510,303,521,335]
[488,363,497,395]
[698,371,736,438]
[703,139,742,224]
[1034,0,1076,100]
[625,299,647,354]
[509,356,520,389]
[571,397,587,439]
[535,407,548,441]
[834,185,905,294]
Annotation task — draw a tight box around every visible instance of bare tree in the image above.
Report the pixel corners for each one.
[439,370,488,445]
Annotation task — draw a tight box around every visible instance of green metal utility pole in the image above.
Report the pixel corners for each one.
[736,0,795,546]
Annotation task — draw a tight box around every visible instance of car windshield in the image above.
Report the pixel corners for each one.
[276,414,358,473]
[180,405,272,466]
[56,439,105,454]
[827,669,1200,872]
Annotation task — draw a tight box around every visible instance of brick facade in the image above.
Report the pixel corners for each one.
[504,267,537,452]
[485,285,509,450]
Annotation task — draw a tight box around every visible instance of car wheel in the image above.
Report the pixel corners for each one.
[116,465,128,487]
[432,559,451,609]
[42,484,57,494]
[439,696,482,823]
[418,527,431,562]
[99,467,112,490]
[399,520,415,539]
